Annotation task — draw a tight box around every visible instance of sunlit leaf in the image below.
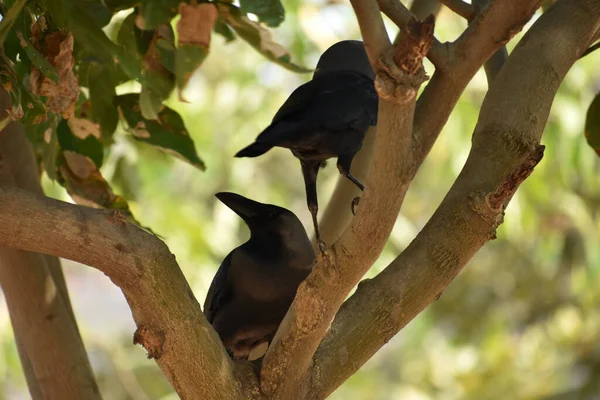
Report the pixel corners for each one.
[239,0,285,27]
[116,93,205,169]
[217,3,311,73]
[584,92,600,156]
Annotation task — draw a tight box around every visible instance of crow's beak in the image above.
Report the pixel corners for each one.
[215,192,266,221]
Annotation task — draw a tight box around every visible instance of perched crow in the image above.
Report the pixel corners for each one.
[204,192,315,361]
[235,40,378,251]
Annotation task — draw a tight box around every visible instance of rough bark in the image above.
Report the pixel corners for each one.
[309,0,600,396]
[0,93,101,399]
[318,0,443,247]
[0,184,246,399]
[258,8,432,398]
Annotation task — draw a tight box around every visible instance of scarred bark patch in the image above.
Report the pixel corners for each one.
[134,325,165,359]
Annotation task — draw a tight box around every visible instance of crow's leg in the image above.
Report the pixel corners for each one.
[337,154,364,215]
[301,160,325,252]
[337,154,364,191]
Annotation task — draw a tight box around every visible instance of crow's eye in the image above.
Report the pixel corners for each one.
[269,211,278,219]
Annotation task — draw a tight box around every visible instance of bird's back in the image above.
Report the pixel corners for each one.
[254,71,378,159]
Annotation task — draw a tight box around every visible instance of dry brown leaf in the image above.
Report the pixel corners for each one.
[67,117,101,139]
[29,32,79,118]
[63,150,96,179]
[177,3,218,47]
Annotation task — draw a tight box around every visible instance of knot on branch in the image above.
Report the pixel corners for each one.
[374,16,434,103]
[134,325,165,359]
[294,280,326,336]
[487,144,545,210]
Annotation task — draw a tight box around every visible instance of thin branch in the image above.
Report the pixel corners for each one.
[317,127,376,246]
[378,0,448,68]
[349,0,391,64]
[473,0,509,84]
[579,41,600,59]
[0,186,245,400]
[410,0,442,19]
[439,0,472,19]
[259,10,432,398]
[413,0,541,160]
[317,0,444,252]
[309,0,600,396]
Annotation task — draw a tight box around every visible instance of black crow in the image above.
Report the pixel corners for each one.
[204,192,315,361]
[235,40,378,251]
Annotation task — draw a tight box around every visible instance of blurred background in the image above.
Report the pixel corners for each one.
[1,0,600,399]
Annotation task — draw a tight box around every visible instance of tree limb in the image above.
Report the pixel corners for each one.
[259,7,432,397]
[439,0,472,19]
[410,0,442,19]
[349,0,391,64]
[0,92,100,399]
[309,0,600,396]
[0,185,245,399]
[413,0,542,160]
[317,0,444,248]
[378,0,447,68]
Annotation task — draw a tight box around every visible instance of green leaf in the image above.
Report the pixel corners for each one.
[175,44,208,92]
[80,0,113,28]
[216,4,311,73]
[239,0,284,28]
[139,0,180,30]
[56,119,104,168]
[214,18,236,42]
[156,37,176,73]
[139,85,162,120]
[0,0,27,46]
[584,92,600,156]
[15,32,60,83]
[105,0,139,13]
[116,93,205,169]
[87,62,119,140]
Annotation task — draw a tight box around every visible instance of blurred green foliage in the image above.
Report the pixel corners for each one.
[1,0,600,399]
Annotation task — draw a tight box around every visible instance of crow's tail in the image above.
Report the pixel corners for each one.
[235,142,272,158]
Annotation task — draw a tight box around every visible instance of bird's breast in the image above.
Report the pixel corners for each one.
[230,252,311,303]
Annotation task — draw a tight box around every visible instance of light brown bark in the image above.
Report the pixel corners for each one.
[0,93,101,399]
[310,0,600,396]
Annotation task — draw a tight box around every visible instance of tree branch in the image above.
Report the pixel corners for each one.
[439,0,472,19]
[309,0,600,396]
[413,0,542,160]
[410,0,442,20]
[259,9,432,397]
[0,92,100,399]
[317,127,376,246]
[349,0,391,64]
[0,186,245,399]
[378,0,447,68]
[317,0,444,248]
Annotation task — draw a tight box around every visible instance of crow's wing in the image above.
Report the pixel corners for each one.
[256,71,377,146]
[204,253,233,324]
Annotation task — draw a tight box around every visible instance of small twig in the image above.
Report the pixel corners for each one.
[439,0,473,19]
[377,0,448,68]
[349,0,391,65]
[579,41,600,59]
